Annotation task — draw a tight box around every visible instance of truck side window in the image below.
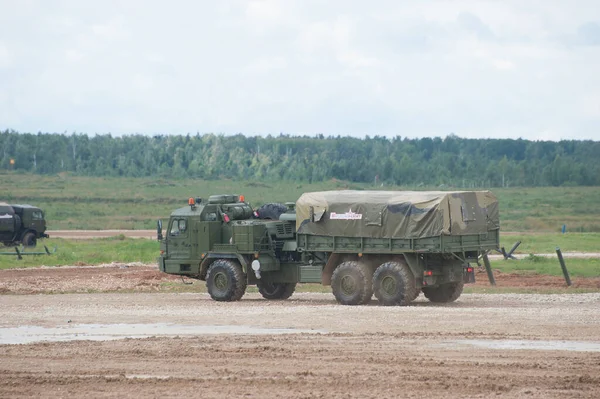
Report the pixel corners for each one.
[32,211,43,220]
[203,212,217,221]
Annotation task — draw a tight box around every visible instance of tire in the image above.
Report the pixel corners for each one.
[257,282,296,300]
[331,261,373,305]
[422,281,464,303]
[22,231,37,247]
[373,260,417,306]
[255,203,287,220]
[406,290,420,302]
[206,259,247,302]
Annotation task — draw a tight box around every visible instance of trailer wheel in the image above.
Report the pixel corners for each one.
[422,281,464,303]
[255,203,287,220]
[22,232,37,247]
[257,282,296,300]
[331,261,373,305]
[206,259,247,302]
[373,261,417,306]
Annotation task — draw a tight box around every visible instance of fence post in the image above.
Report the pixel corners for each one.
[555,247,572,286]
[482,254,496,286]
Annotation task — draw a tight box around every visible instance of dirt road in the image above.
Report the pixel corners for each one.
[1,265,600,398]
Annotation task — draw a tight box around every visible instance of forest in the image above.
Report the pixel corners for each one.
[1,130,599,187]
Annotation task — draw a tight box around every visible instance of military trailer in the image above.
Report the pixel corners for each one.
[158,190,499,306]
[0,203,49,247]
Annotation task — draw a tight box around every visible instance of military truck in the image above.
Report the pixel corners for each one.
[158,191,499,306]
[0,203,49,247]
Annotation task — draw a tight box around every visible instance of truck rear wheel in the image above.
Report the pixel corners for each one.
[422,281,464,303]
[257,282,296,300]
[373,261,417,306]
[331,261,373,305]
[22,232,37,247]
[206,259,247,302]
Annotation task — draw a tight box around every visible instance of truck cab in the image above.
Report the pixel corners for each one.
[158,195,257,275]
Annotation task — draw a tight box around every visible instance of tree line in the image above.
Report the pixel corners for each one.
[1,130,599,187]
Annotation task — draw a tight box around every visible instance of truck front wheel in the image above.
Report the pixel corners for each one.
[206,259,247,302]
[22,232,37,247]
[373,261,417,306]
[331,261,373,305]
[257,282,296,300]
[422,281,464,303]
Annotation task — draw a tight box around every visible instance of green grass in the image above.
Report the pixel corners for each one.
[489,257,600,278]
[2,237,598,279]
[494,186,600,232]
[500,233,600,254]
[0,237,159,269]
[3,171,600,231]
[1,172,368,230]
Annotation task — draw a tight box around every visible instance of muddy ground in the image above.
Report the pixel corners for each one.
[1,264,599,398]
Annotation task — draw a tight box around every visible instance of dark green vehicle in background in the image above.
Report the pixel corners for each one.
[0,202,49,247]
[158,190,500,306]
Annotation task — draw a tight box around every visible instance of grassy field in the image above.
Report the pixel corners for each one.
[0,237,158,269]
[494,187,600,232]
[1,236,598,279]
[2,172,600,232]
[500,232,600,253]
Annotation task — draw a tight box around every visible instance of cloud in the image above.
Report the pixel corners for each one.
[0,0,598,140]
[577,21,600,46]
[0,43,11,68]
[457,12,495,40]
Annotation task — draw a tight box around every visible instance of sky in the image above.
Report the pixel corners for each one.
[1,0,599,141]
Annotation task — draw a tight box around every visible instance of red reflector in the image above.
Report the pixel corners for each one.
[467,267,473,273]
[223,214,230,223]
[424,270,433,276]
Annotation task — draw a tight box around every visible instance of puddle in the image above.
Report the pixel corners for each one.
[444,339,600,352]
[0,323,326,345]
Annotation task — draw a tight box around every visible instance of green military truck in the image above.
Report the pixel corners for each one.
[158,190,499,306]
[0,203,49,247]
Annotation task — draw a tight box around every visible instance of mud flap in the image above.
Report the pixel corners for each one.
[463,265,475,284]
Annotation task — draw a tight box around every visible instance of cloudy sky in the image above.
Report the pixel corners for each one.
[1,0,599,140]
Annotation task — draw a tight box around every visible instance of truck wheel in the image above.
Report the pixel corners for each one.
[331,261,373,305]
[22,232,37,247]
[373,261,417,306]
[422,281,464,303]
[407,290,420,302]
[206,259,247,302]
[257,282,296,300]
[255,203,287,220]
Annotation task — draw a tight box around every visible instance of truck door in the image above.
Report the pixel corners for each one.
[166,217,191,260]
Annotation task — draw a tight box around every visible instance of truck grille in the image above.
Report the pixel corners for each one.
[275,222,294,238]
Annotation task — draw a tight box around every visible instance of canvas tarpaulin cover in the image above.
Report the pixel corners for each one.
[296,190,499,239]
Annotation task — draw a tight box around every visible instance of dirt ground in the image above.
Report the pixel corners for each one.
[1,264,600,398]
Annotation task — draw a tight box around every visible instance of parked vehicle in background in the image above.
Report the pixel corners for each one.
[0,203,49,247]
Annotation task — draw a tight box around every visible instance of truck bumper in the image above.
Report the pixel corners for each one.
[157,257,166,272]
